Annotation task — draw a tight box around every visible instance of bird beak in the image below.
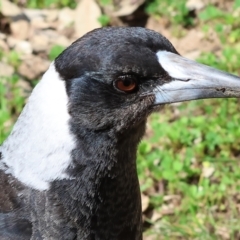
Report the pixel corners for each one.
[154,51,240,104]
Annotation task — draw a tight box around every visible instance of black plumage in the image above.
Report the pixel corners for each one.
[0,27,240,240]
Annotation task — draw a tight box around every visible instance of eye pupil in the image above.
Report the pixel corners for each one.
[115,76,137,93]
[123,79,132,86]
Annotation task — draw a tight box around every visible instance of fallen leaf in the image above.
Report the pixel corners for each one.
[141,194,149,212]
[74,0,101,37]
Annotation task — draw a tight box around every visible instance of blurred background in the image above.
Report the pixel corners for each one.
[1,0,240,239]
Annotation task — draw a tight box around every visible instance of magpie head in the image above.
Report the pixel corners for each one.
[55,27,240,134]
[54,27,176,133]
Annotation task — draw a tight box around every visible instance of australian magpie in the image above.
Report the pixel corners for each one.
[0,27,240,240]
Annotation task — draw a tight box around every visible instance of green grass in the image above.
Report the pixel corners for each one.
[0,75,25,143]
[139,1,240,239]
[48,45,66,61]
[145,0,194,28]
[26,0,77,9]
[0,49,25,143]
[139,99,240,239]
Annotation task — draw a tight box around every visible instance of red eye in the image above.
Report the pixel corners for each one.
[115,75,137,93]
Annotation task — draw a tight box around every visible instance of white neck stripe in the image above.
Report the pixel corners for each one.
[0,63,75,190]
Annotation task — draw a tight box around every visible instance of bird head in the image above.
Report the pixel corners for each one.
[55,27,240,134]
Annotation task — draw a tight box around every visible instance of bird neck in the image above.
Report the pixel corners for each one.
[51,120,146,239]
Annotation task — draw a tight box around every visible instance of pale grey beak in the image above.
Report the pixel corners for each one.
[154,51,240,104]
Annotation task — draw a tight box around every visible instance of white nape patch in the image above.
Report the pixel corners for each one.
[0,63,75,190]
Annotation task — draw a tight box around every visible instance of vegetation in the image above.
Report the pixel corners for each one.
[0,49,24,143]
[26,0,77,9]
[1,0,240,239]
[48,45,65,61]
[145,0,194,27]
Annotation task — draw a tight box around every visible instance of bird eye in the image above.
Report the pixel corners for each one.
[114,75,138,93]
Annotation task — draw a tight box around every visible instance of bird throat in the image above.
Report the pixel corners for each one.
[51,120,146,239]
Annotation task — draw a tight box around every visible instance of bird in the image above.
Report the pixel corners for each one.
[0,27,240,240]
